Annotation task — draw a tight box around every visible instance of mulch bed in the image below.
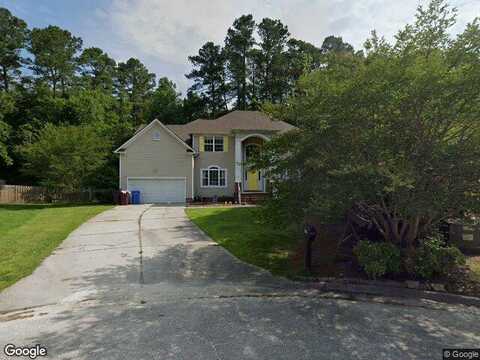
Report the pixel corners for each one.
[294,257,480,298]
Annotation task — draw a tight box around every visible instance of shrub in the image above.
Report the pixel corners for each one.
[353,240,401,279]
[407,236,466,280]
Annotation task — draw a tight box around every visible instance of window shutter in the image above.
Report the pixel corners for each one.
[223,136,228,152]
[199,136,204,152]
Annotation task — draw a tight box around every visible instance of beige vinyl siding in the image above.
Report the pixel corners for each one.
[192,134,235,198]
[119,123,194,199]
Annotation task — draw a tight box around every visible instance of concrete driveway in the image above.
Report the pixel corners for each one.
[0,205,479,360]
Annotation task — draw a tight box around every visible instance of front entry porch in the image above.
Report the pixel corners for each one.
[242,139,266,192]
[234,134,269,204]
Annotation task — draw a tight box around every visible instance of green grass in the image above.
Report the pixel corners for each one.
[186,207,300,277]
[0,203,113,291]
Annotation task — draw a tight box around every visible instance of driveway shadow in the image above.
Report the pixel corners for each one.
[18,237,480,360]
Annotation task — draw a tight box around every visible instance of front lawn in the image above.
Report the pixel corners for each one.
[185,207,300,277]
[0,203,112,291]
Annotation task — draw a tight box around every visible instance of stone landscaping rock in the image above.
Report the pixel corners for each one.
[405,280,420,289]
[431,283,446,292]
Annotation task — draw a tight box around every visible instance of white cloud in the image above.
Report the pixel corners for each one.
[104,0,329,65]
[92,0,479,92]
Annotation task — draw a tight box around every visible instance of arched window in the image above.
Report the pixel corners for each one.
[201,165,227,187]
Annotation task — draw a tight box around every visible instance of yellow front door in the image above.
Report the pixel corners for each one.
[247,170,260,191]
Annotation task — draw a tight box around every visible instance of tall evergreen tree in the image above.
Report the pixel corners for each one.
[182,90,207,121]
[256,18,290,103]
[247,48,263,109]
[78,47,116,92]
[225,15,255,110]
[29,25,82,97]
[286,38,323,90]
[186,42,228,118]
[320,35,354,54]
[0,8,29,92]
[116,58,155,125]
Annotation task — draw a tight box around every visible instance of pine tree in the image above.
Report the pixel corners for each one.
[0,8,29,92]
[225,15,255,110]
[256,18,290,103]
[29,25,82,97]
[186,42,228,118]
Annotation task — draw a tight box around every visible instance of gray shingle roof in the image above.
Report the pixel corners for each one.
[166,111,295,141]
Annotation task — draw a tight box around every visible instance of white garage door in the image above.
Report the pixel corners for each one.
[127,178,186,204]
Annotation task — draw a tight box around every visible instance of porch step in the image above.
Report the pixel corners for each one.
[241,192,269,204]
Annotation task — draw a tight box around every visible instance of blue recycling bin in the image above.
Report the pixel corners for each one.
[131,190,141,204]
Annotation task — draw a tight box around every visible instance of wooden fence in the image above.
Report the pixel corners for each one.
[0,185,115,204]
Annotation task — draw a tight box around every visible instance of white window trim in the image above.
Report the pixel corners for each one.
[204,135,224,152]
[200,165,228,188]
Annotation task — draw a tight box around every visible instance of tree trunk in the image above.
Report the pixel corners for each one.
[61,77,66,98]
[241,48,247,110]
[354,202,428,248]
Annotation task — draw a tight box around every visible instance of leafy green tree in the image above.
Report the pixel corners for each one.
[19,124,110,191]
[116,57,155,125]
[29,26,82,97]
[78,47,116,91]
[0,8,29,92]
[395,0,457,52]
[146,77,184,123]
[258,0,480,248]
[186,41,229,118]
[62,89,119,126]
[225,15,256,110]
[6,83,66,132]
[0,120,9,165]
[63,90,134,189]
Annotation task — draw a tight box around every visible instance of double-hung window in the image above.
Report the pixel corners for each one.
[201,166,227,187]
[214,136,224,152]
[204,136,224,152]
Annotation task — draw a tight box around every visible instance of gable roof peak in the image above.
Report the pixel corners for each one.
[114,118,195,153]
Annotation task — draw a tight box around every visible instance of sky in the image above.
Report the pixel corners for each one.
[1,0,479,93]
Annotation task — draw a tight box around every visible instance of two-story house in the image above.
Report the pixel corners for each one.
[115,110,295,204]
